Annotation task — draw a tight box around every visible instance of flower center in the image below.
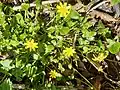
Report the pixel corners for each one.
[60,7,67,13]
[29,42,34,47]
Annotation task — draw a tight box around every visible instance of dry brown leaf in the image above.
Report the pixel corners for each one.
[89,10,118,22]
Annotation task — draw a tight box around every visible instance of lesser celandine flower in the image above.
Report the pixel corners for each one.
[92,53,107,62]
[57,2,71,17]
[24,39,38,51]
[98,66,103,72]
[63,47,76,58]
[49,70,60,79]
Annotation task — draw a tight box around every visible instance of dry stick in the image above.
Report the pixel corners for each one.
[73,33,78,48]
[103,71,120,86]
[86,0,109,14]
[75,78,92,88]
[73,67,94,89]
[85,56,120,86]
[46,15,56,26]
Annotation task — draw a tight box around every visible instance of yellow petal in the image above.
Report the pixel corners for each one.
[31,39,34,43]
[57,5,60,9]
[64,3,67,6]
[60,2,63,7]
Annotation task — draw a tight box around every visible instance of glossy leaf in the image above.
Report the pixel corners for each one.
[60,27,70,35]
[21,3,29,11]
[109,42,120,54]
[45,44,54,54]
[0,60,14,71]
[69,9,80,19]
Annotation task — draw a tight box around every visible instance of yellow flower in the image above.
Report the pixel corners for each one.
[49,70,58,79]
[63,47,76,58]
[98,66,103,72]
[24,39,38,51]
[92,53,107,62]
[57,2,71,17]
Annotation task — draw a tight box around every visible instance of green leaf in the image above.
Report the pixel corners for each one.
[107,39,116,48]
[51,84,56,90]
[58,63,65,72]
[109,42,120,54]
[67,21,77,27]
[45,44,54,54]
[78,38,89,45]
[16,59,23,68]
[0,12,5,25]
[57,40,63,47]
[98,28,109,35]
[12,34,17,40]
[60,27,70,35]
[0,31,2,39]
[51,40,56,46]
[21,3,29,11]
[12,68,23,81]
[98,40,105,50]
[83,46,89,53]
[82,22,92,29]
[98,21,109,35]
[0,79,12,90]
[69,9,80,19]
[24,64,37,79]
[111,0,120,5]
[82,30,96,41]
[0,2,3,10]
[31,66,37,76]
[0,60,14,71]
[98,21,105,28]
[33,54,39,60]
[36,0,41,10]
[10,40,19,47]
[89,31,96,37]
[16,13,24,26]
[20,33,27,40]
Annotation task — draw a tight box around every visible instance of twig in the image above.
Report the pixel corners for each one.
[86,0,109,14]
[73,33,78,48]
[46,15,56,26]
[103,71,120,86]
[85,55,120,86]
[73,67,94,89]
